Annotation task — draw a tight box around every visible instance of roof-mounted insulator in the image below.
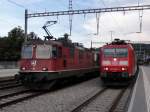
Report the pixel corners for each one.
[111,38,127,45]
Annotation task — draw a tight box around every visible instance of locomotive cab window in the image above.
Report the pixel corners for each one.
[116,48,128,57]
[104,48,128,58]
[104,48,115,57]
[36,45,51,59]
[21,45,33,59]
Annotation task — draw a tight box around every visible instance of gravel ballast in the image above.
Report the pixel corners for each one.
[0,78,102,112]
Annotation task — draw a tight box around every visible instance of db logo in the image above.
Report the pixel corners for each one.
[31,60,37,66]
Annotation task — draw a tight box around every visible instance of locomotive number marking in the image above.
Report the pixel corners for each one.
[31,60,37,66]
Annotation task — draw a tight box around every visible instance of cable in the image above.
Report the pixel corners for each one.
[115,0,121,6]
[0,18,17,27]
[7,0,25,9]
[99,0,124,36]
[6,0,35,12]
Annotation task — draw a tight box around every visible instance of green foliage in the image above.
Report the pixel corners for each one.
[0,26,25,61]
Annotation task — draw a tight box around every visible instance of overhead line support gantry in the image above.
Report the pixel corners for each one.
[25,4,150,41]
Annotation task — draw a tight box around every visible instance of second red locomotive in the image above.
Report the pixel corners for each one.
[99,39,137,83]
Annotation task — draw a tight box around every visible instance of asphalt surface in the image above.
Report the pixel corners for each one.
[128,67,147,112]
[0,69,18,78]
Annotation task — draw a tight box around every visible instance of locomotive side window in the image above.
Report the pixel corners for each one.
[52,46,57,58]
[70,47,75,58]
[79,50,84,59]
[104,48,128,58]
[58,47,62,58]
[36,45,51,59]
[21,45,33,59]
[79,50,84,63]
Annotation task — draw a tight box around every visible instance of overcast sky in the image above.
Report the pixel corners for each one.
[0,0,150,47]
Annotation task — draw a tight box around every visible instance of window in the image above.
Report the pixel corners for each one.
[58,47,62,58]
[52,46,57,58]
[36,45,51,59]
[104,48,115,57]
[79,50,84,59]
[70,47,75,58]
[104,48,128,58]
[115,48,128,57]
[21,45,33,59]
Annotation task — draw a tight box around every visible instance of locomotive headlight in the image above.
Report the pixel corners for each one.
[121,67,127,71]
[119,61,128,65]
[21,67,26,70]
[113,58,117,61]
[42,67,48,71]
[102,61,111,65]
[104,67,109,71]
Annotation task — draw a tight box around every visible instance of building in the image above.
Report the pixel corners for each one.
[132,43,150,62]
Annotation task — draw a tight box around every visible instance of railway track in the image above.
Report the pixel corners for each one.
[0,82,22,90]
[0,83,22,90]
[68,88,127,112]
[70,88,107,112]
[0,76,15,83]
[0,77,22,90]
[0,80,18,86]
[0,75,135,112]
[0,89,45,109]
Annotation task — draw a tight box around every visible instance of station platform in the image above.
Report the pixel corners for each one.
[128,66,150,112]
[0,69,18,78]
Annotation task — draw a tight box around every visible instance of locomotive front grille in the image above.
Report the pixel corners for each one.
[101,72,129,78]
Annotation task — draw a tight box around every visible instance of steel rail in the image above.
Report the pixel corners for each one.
[109,88,127,112]
[0,90,30,99]
[0,77,15,83]
[0,91,45,109]
[0,81,18,87]
[70,88,107,112]
[0,84,22,90]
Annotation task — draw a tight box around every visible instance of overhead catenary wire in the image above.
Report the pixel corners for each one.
[99,0,124,36]
[115,0,121,6]
[7,0,26,9]
[0,18,17,26]
[6,0,37,12]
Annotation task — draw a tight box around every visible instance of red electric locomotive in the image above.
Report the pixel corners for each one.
[100,39,137,83]
[18,34,99,89]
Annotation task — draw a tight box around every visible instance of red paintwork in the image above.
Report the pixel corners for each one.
[20,41,95,72]
[100,44,137,78]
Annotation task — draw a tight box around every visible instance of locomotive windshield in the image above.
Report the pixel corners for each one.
[36,45,52,59]
[104,48,128,58]
[21,45,33,59]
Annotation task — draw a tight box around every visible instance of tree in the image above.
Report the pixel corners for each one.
[0,26,39,61]
[0,26,25,61]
